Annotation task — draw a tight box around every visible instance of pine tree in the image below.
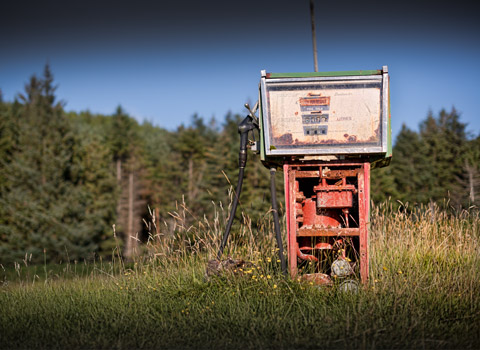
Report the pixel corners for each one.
[107,107,147,259]
[454,136,480,207]
[419,108,467,205]
[171,115,211,217]
[388,124,430,204]
[0,66,117,263]
[138,121,175,232]
[370,165,399,204]
[0,100,20,190]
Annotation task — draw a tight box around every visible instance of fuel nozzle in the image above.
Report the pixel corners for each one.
[238,110,258,168]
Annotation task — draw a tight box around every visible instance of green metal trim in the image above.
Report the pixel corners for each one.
[371,156,392,169]
[266,70,382,79]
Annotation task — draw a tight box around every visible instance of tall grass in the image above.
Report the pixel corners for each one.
[1,201,479,349]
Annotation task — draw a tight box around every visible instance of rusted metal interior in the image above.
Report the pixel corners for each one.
[284,162,370,284]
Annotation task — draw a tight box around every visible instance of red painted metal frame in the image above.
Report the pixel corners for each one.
[358,162,370,282]
[283,162,371,283]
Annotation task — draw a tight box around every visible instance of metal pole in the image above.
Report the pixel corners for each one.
[310,0,318,72]
[270,168,287,275]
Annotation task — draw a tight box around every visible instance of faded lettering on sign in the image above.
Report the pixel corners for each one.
[267,80,381,147]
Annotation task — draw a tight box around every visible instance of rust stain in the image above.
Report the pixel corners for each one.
[322,169,360,178]
[274,133,294,145]
[273,133,377,146]
[297,227,360,237]
[364,125,381,142]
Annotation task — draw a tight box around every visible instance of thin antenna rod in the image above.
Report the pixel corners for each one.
[310,0,318,72]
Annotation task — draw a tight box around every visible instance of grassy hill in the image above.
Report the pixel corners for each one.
[1,202,479,349]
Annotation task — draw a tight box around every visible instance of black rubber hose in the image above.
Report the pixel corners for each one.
[270,167,287,275]
[217,116,254,260]
[217,167,245,259]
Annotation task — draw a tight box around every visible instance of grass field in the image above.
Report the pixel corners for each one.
[1,202,479,349]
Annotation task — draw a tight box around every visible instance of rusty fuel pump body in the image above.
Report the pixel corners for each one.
[217,67,391,286]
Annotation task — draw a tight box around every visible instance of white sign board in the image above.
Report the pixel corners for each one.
[260,72,389,156]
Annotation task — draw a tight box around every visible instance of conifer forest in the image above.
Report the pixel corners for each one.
[1,66,479,265]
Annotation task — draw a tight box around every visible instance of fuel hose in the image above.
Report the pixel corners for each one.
[216,114,286,276]
[217,124,250,259]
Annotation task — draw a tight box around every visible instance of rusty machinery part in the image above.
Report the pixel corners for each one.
[296,240,334,262]
[296,242,318,262]
[300,273,332,286]
[285,163,370,282]
[338,279,359,293]
[331,257,354,278]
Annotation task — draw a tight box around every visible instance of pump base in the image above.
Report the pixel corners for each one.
[284,162,370,283]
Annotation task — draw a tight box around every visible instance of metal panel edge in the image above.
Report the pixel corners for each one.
[258,82,266,161]
[267,146,385,156]
[381,67,389,155]
[260,74,273,158]
[386,72,392,157]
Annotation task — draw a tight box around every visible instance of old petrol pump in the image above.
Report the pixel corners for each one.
[218,67,391,286]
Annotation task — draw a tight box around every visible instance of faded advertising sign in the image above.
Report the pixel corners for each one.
[263,78,383,154]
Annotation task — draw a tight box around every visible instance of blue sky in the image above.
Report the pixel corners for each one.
[1,0,479,140]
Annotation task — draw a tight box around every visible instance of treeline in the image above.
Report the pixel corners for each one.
[0,66,274,264]
[371,109,480,208]
[1,66,479,264]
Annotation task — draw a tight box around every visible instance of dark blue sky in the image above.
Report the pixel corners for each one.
[1,0,479,139]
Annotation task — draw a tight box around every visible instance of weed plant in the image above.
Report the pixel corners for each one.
[0,201,479,349]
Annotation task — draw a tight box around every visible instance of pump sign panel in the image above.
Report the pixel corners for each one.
[260,69,390,157]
